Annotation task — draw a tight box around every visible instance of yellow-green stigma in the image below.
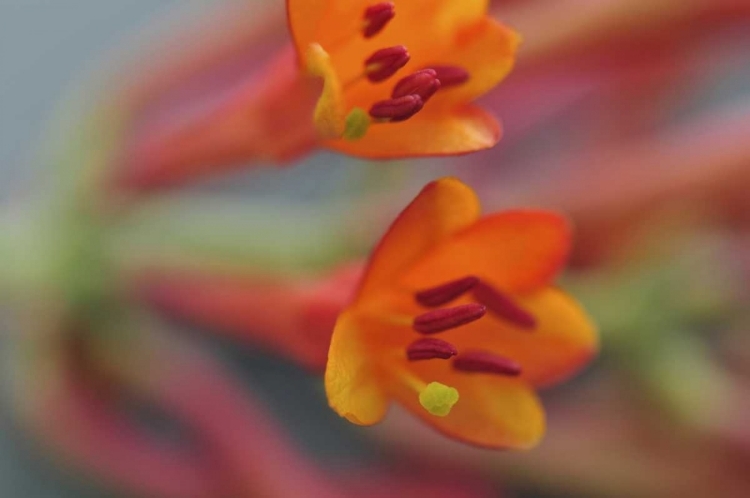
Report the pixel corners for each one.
[343,108,370,140]
[419,382,459,417]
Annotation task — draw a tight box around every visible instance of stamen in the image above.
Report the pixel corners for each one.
[365,45,410,82]
[427,65,470,87]
[415,275,480,307]
[473,282,537,330]
[369,95,424,122]
[413,303,486,334]
[363,3,396,38]
[453,351,522,376]
[391,69,441,103]
[406,338,458,361]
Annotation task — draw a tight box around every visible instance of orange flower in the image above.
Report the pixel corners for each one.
[114,1,518,192]
[289,0,519,158]
[325,178,597,449]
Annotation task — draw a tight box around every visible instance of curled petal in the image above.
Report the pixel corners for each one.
[390,361,545,449]
[403,210,572,293]
[326,311,390,425]
[429,17,519,108]
[355,177,481,301]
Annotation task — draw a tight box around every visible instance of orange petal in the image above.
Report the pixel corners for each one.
[436,287,598,388]
[325,311,390,425]
[429,17,520,108]
[402,210,572,293]
[390,359,545,449]
[356,177,481,301]
[326,105,500,158]
[286,0,332,59]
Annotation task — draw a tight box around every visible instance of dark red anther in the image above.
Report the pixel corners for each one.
[363,2,395,38]
[413,303,486,334]
[406,338,458,361]
[473,282,536,330]
[365,45,410,82]
[453,351,522,376]
[415,275,480,307]
[391,69,441,103]
[369,95,424,122]
[427,65,470,87]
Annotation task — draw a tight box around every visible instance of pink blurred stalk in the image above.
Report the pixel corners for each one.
[113,46,321,192]
[19,314,495,497]
[134,263,363,372]
[21,320,344,497]
[526,104,750,265]
[496,0,750,66]
[375,375,750,497]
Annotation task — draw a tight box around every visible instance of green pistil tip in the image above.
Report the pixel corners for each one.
[343,107,370,140]
[419,382,459,417]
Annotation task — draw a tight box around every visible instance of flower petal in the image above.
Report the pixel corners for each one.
[326,105,501,158]
[436,287,598,388]
[356,177,481,301]
[428,17,519,108]
[402,210,572,292]
[286,0,333,58]
[325,311,390,425]
[391,360,545,449]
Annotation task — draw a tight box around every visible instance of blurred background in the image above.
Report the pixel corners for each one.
[2,0,750,497]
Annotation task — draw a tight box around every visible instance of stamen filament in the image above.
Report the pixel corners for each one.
[394,365,429,393]
[343,73,365,90]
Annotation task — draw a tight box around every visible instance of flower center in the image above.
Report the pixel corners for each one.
[306,3,472,140]
[397,275,534,416]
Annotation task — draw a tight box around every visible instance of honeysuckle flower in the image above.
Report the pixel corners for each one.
[115,0,519,191]
[325,178,597,448]
[289,0,518,157]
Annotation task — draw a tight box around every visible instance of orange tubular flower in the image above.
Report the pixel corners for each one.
[115,1,518,192]
[325,178,598,449]
[288,0,518,158]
